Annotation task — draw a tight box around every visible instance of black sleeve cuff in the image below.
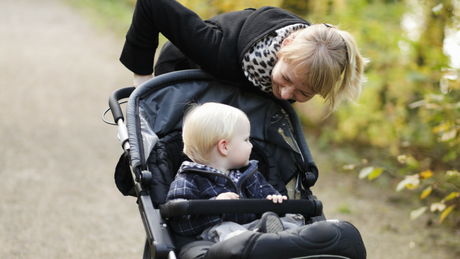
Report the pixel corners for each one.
[120,38,156,75]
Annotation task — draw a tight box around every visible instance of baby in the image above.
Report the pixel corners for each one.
[166,102,287,239]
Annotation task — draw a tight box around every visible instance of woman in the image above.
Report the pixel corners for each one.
[120,0,369,114]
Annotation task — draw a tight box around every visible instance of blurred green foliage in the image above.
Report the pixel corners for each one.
[311,0,460,225]
[72,0,459,225]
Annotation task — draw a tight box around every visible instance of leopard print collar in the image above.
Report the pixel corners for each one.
[242,24,308,93]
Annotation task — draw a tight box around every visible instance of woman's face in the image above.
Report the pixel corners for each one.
[271,58,315,102]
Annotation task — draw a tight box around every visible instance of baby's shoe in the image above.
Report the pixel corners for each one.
[257,212,284,233]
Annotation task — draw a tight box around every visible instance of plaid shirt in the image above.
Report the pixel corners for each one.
[166,160,280,237]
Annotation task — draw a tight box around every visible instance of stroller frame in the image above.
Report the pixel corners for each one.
[107,70,363,259]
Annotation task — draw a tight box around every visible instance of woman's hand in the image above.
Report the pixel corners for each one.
[266,194,287,203]
[216,192,239,200]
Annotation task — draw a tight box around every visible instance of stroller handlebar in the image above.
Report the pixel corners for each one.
[107,87,135,150]
[160,199,323,219]
[108,86,135,123]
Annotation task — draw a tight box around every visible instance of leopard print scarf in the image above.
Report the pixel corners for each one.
[242,24,308,93]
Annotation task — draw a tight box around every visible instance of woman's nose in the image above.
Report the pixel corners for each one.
[280,85,294,99]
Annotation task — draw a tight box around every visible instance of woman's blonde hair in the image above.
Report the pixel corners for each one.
[278,23,369,115]
[182,102,247,164]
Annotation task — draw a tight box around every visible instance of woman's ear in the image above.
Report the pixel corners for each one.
[217,139,228,156]
[282,34,295,47]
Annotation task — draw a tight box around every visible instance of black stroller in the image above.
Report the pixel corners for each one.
[105,69,366,259]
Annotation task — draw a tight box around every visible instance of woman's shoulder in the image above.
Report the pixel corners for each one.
[208,6,307,26]
[251,6,308,22]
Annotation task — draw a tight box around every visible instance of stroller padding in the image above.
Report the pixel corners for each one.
[146,131,187,204]
[203,220,366,259]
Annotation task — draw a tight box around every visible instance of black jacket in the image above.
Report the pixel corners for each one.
[120,0,309,85]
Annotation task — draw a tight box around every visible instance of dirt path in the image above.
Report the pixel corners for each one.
[0,0,457,258]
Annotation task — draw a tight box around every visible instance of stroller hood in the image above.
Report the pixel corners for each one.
[126,70,317,182]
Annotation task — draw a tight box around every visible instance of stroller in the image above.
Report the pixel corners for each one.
[105,69,366,259]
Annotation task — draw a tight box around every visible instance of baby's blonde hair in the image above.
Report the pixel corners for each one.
[182,102,247,164]
[278,23,369,115]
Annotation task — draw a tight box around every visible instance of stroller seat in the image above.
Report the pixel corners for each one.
[106,70,366,259]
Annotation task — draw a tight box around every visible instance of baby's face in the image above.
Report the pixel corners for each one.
[226,116,252,169]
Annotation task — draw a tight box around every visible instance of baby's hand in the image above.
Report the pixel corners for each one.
[266,194,287,203]
[216,192,239,200]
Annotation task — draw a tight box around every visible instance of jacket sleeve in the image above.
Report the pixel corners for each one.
[166,175,224,236]
[254,172,281,198]
[120,0,226,76]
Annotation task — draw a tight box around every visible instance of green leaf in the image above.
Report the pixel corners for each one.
[420,186,433,200]
[439,205,456,224]
[359,166,374,179]
[410,206,427,220]
[368,167,383,180]
[442,192,460,203]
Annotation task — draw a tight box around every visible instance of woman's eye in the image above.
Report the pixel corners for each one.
[282,74,290,83]
[301,92,310,98]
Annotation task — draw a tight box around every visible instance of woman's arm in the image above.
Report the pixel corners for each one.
[133,73,153,87]
[120,0,224,76]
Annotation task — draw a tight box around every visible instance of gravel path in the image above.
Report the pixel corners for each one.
[0,0,144,258]
[0,0,457,258]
